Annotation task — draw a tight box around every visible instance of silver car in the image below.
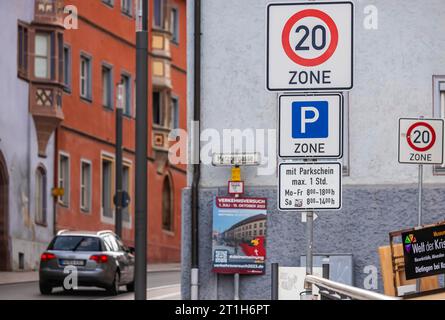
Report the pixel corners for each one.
[39,230,135,295]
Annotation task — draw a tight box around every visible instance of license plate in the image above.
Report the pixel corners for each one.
[60,259,85,266]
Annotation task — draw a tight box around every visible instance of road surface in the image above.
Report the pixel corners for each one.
[0,270,181,300]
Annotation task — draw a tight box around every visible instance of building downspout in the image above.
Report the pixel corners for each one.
[53,128,58,236]
[191,0,201,301]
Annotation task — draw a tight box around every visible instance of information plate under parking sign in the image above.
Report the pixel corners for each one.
[267,2,353,91]
[279,93,343,158]
[398,118,444,165]
[279,162,342,211]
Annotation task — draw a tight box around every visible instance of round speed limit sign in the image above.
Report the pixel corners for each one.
[406,122,436,152]
[399,118,444,164]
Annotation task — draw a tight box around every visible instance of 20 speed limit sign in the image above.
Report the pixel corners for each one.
[266,2,353,91]
[398,118,444,164]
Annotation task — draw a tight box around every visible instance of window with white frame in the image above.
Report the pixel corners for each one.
[80,55,92,100]
[102,158,114,218]
[58,154,70,206]
[102,65,113,109]
[35,33,51,79]
[121,0,132,16]
[121,73,131,116]
[171,96,179,129]
[433,76,445,174]
[80,161,92,212]
[171,7,179,44]
[35,166,47,225]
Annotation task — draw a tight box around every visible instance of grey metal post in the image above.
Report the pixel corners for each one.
[418,164,423,227]
[191,0,202,301]
[115,84,124,238]
[416,163,423,293]
[234,273,240,300]
[271,263,279,300]
[305,211,314,293]
[135,0,148,301]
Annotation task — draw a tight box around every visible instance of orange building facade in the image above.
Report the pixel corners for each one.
[56,0,187,263]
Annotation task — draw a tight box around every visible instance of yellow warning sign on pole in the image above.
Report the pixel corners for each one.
[231,167,241,182]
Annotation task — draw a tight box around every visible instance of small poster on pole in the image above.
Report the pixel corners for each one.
[212,196,268,275]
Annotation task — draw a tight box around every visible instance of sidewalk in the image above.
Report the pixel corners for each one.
[0,263,181,286]
[147,263,181,273]
[0,272,38,285]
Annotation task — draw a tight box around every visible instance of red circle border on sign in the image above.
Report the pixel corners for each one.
[406,122,436,152]
[281,9,339,67]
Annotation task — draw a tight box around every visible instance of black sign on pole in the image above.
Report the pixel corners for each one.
[113,191,131,209]
[402,224,445,280]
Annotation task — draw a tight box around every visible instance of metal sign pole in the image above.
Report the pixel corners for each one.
[415,115,425,294]
[234,273,240,300]
[418,164,423,227]
[134,0,149,301]
[306,211,314,293]
[416,163,423,293]
[271,263,279,300]
[115,84,124,238]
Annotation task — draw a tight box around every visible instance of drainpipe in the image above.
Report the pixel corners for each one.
[53,127,58,236]
[191,0,201,301]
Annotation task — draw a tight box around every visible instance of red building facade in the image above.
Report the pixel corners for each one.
[56,0,187,263]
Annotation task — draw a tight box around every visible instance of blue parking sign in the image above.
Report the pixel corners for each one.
[292,101,329,139]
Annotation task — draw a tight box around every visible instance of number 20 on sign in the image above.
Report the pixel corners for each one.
[398,118,444,165]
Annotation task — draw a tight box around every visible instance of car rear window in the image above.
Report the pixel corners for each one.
[48,236,102,252]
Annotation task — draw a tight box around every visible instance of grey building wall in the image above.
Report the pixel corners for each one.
[182,185,445,299]
[0,0,55,271]
[184,0,445,298]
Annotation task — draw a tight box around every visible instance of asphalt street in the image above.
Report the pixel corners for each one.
[0,270,181,300]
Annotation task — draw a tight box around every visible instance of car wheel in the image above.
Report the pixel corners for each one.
[39,282,53,295]
[107,272,120,296]
[126,281,135,292]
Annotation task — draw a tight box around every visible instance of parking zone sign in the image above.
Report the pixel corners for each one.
[398,118,444,164]
[279,93,343,158]
[267,2,353,91]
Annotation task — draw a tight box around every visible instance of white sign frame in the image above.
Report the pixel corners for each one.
[228,181,244,195]
[279,93,343,159]
[398,118,444,165]
[278,162,342,211]
[266,1,354,92]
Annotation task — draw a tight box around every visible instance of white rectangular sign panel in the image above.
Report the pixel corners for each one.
[279,93,343,158]
[267,2,353,91]
[398,118,444,165]
[278,267,323,300]
[279,162,342,211]
[212,153,261,166]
